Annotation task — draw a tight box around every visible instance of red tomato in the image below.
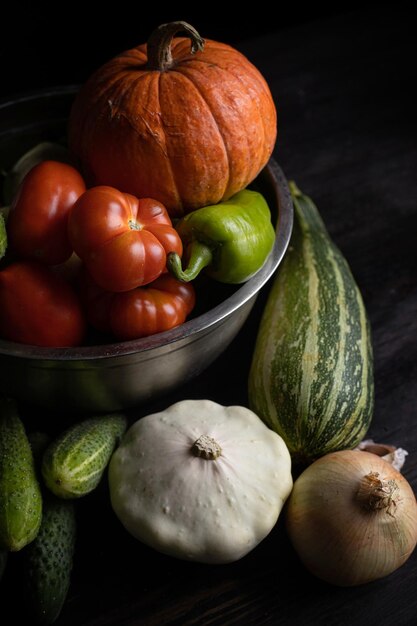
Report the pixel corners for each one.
[80,271,195,341]
[68,187,183,292]
[110,274,195,340]
[7,160,86,265]
[0,261,86,347]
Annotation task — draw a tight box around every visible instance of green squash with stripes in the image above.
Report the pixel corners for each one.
[248,182,374,464]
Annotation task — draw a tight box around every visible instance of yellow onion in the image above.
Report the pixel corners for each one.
[286,450,417,586]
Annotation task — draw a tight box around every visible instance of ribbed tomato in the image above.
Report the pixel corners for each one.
[79,271,195,341]
[69,187,182,292]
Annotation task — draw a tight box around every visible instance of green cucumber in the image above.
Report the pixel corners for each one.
[248,182,374,464]
[0,397,42,550]
[42,414,127,498]
[23,495,76,625]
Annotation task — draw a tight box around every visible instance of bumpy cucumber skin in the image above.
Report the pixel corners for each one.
[24,496,76,625]
[0,397,42,551]
[42,414,127,498]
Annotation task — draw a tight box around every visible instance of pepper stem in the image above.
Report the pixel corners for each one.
[147,21,205,72]
[192,435,222,460]
[357,471,399,516]
[167,241,213,282]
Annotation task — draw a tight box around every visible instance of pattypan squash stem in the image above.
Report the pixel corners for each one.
[167,242,213,283]
[192,435,222,460]
[147,21,205,72]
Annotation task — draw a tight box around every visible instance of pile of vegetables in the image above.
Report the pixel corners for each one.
[0,396,127,623]
[0,152,276,346]
[0,18,416,625]
[0,20,277,348]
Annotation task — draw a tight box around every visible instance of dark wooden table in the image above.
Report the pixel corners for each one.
[1,7,416,625]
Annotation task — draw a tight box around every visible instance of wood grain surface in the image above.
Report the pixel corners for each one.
[1,7,416,625]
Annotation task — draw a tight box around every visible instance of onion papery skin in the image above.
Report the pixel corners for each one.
[286,450,417,586]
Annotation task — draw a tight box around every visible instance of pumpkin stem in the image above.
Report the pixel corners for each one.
[192,435,222,460]
[357,471,399,516]
[167,241,213,282]
[147,21,205,71]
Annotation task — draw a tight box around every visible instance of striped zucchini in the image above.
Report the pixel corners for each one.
[42,414,127,498]
[248,182,374,464]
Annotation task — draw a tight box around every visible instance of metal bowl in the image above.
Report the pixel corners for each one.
[0,87,293,411]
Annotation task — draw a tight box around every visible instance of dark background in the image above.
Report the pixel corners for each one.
[0,5,353,96]
[1,5,417,626]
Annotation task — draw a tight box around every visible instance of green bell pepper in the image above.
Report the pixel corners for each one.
[167,190,275,284]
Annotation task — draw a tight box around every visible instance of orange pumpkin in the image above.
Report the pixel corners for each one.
[68,21,277,217]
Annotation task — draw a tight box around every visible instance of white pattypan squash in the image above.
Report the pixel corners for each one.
[108,399,292,564]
